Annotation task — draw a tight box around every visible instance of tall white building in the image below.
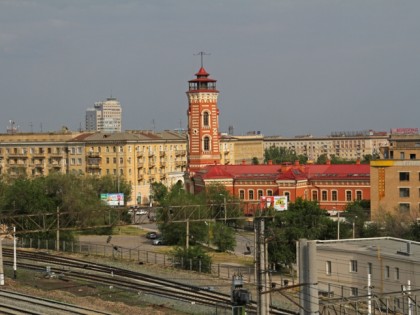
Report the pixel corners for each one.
[85,97,122,132]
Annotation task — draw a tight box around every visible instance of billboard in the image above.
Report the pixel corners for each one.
[101,193,124,206]
[260,195,288,211]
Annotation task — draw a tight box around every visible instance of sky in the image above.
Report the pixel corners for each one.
[1,1,420,137]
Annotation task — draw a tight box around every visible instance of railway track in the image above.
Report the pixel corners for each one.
[3,248,297,315]
[0,289,113,315]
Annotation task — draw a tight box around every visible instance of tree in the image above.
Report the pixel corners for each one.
[251,157,259,165]
[150,182,168,205]
[344,200,371,238]
[212,222,236,252]
[264,146,298,164]
[171,246,212,273]
[267,198,335,269]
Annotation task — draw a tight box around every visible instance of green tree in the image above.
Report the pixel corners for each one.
[267,198,334,269]
[150,182,168,205]
[344,200,370,238]
[251,157,259,165]
[212,222,236,252]
[264,146,298,164]
[171,246,212,273]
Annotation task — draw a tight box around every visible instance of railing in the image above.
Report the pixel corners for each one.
[4,238,256,283]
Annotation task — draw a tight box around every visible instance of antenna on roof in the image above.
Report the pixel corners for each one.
[194,51,211,68]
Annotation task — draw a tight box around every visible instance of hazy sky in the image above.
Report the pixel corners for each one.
[1,1,419,137]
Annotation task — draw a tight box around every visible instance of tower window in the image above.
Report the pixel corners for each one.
[203,111,210,127]
[203,136,210,151]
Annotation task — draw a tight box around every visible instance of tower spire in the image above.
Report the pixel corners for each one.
[194,51,210,68]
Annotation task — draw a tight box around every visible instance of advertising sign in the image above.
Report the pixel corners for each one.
[260,195,288,211]
[101,193,124,206]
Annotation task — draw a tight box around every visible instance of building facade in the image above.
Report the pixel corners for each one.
[0,130,187,206]
[85,97,122,133]
[264,131,388,162]
[371,132,420,219]
[192,161,370,212]
[307,237,420,308]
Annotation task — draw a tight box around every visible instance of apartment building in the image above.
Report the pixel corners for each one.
[0,131,84,178]
[0,130,187,206]
[264,131,388,162]
[371,131,420,219]
[85,97,122,133]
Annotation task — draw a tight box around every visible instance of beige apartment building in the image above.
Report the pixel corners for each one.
[0,130,187,206]
[264,132,388,162]
[371,133,420,219]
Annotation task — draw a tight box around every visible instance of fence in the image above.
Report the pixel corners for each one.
[4,238,257,283]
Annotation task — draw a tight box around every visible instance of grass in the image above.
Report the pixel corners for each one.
[112,225,144,236]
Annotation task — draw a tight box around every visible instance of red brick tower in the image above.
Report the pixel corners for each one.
[186,66,220,176]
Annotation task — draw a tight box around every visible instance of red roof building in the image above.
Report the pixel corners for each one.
[192,160,370,212]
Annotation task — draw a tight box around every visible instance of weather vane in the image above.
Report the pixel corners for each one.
[194,51,210,68]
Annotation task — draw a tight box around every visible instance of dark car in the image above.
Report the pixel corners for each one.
[145,231,159,239]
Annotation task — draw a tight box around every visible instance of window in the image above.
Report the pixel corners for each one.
[385,266,390,279]
[400,172,410,181]
[332,190,338,201]
[395,267,399,280]
[350,260,358,272]
[350,287,358,297]
[356,191,362,201]
[400,152,405,159]
[203,136,210,151]
[410,154,416,160]
[326,261,332,275]
[399,188,410,198]
[267,190,273,196]
[284,192,290,200]
[249,190,254,200]
[321,191,328,201]
[203,111,209,126]
[346,191,352,201]
[257,190,263,199]
[312,190,318,201]
[239,190,245,200]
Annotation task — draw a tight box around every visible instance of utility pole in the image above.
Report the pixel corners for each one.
[256,218,270,315]
[56,206,60,251]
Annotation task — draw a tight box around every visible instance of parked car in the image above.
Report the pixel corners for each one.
[152,238,166,245]
[136,209,148,215]
[145,232,159,239]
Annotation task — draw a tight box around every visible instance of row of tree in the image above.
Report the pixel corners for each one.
[0,173,132,239]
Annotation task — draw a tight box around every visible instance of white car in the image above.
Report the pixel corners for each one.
[136,209,148,215]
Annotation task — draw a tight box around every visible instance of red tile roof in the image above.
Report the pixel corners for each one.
[195,163,370,182]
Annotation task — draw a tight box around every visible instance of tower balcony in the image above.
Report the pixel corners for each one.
[175,150,186,156]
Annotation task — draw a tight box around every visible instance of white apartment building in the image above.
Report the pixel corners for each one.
[86,97,122,133]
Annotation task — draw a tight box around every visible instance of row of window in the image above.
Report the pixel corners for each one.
[326,260,400,288]
[237,189,363,201]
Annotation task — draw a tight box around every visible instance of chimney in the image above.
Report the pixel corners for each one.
[242,159,246,165]
[326,159,331,165]
[268,160,273,165]
[294,160,300,166]
[356,158,360,165]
